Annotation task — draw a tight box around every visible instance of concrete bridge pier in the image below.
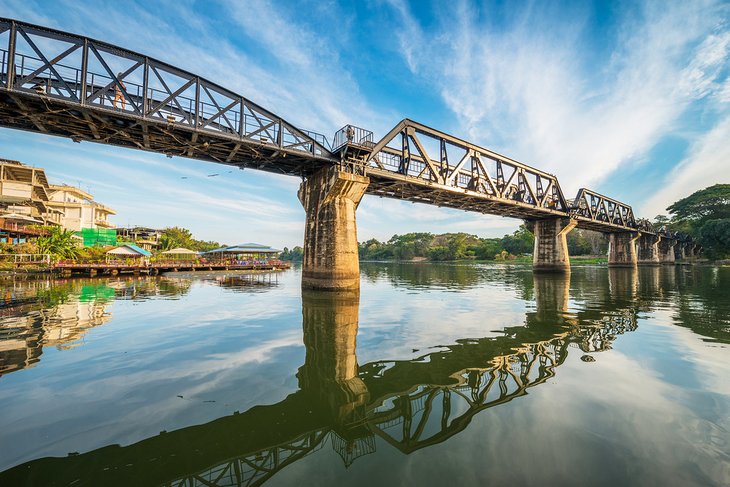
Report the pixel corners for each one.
[637,234,660,266]
[658,237,676,265]
[527,218,577,273]
[608,232,640,267]
[686,243,699,261]
[674,242,686,261]
[299,166,370,291]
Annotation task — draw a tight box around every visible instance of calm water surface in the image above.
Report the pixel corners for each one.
[0,264,728,486]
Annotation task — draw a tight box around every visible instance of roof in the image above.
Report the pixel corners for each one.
[160,247,198,255]
[106,244,152,257]
[0,212,44,223]
[204,243,282,254]
[48,184,94,201]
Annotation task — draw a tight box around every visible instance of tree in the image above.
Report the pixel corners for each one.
[475,239,502,260]
[501,225,534,255]
[35,227,80,260]
[159,227,194,250]
[157,227,220,252]
[446,234,468,260]
[653,214,670,226]
[667,184,730,226]
[280,246,303,261]
[667,185,730,259]
[699,219,730,258]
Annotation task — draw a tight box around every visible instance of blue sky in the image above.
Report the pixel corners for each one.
[1,0,728,248]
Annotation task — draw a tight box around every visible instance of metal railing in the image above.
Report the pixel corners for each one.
[0,253,51,265]
[332,124,374,151]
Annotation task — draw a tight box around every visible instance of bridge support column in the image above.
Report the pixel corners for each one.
[674,243,686,261]
[608,232,640,267]
[686,244,698,261]
[299,167,369,291]
[527,218,576,273]
[637,234,660,266]
[658,237,676,265]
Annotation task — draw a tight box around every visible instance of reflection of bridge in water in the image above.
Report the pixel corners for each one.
[1,269,655,486]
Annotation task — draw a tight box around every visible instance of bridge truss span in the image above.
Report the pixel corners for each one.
[569,187,643,233]
[360,119,572,221]
[0,18,334,176]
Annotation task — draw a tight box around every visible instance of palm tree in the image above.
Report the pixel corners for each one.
[35,227,81,261]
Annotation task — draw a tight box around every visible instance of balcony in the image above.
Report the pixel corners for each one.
[0,221,48,236]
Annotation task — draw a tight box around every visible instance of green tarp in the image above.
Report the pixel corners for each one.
[76,228,117,247]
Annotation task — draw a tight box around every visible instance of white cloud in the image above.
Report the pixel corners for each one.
[641,114,730,217]
[384,0,730,196]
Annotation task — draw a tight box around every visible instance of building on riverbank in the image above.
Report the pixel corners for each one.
[46,184,116,231]
[204,243,282,262]
[115,227,162,251]
[0,159,117,245]
[0,159,59,243]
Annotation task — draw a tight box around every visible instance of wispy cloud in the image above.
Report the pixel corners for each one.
[384,0,730,198]
[641,114,730,218]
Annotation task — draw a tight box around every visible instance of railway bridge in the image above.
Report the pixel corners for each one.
[0,18,698,290]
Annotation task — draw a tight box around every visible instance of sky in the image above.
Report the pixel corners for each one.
[0,0,728,248]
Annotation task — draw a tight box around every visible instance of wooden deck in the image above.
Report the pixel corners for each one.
[54,260,291,276]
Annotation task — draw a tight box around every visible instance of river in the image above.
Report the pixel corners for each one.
[0,263,728,486]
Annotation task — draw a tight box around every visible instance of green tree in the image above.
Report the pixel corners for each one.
[567,229,593,255]
[35,227,80,260]
[667,184,730,226]
[159,227,194,250]
[653,214,670,226]
[667,185,730,259]
[699,219,730,258]
[474,239,502,260]
[280,246,304,261]
[501,225,534,255]
[428,245,450,261]
[157,227,219,252]
[446,233,468,260]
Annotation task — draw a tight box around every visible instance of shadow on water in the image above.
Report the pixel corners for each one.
[4,263,711,486]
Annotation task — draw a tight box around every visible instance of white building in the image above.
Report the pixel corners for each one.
[46,185,116,231]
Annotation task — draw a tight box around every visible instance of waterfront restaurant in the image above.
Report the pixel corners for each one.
[158,247,199,261]
[204,243,281,264]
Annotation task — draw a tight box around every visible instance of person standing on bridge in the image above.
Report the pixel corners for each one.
[113,72,126,109]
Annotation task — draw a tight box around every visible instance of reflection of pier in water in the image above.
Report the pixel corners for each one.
[0,277,192,376]
[204,272,281,293]
[0,268,659,486]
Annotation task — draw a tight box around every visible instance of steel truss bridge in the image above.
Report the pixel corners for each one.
[0,18,689,239]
